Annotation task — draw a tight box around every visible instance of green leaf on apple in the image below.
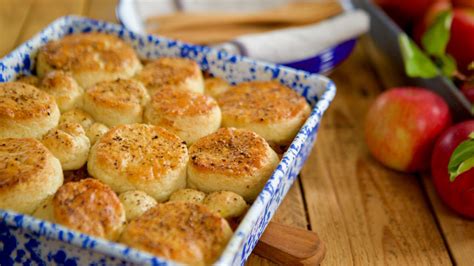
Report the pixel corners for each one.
[399,34,439,78]
[399,10,460,79]
[421,11,453,57]
[448,132,474,181]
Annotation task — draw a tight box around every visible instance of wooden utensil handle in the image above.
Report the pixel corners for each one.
[147,2,342,32]
[253,222,326,265]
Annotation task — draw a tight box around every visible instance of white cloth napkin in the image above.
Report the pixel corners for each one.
[214,10,370,63]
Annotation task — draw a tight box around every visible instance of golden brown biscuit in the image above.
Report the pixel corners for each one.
[119,190,157,221]
[169,188,206,204]
[120,201,232,265]
[41,122,90,170]
[135,57,204,95]
[38,178,125,241]
[0,138,63,214]
[0,82,60,139]
[188,128,279,201]
[204,77,230,98]
[59,108,94,130]
[144,88,221,145]
[40,70,84,112]
[87,124,188,201]
[36,33,142,88]
[203,191,248,219]
[218,81,311,145]
[83,79,150,127]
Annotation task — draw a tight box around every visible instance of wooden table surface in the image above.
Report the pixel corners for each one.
[1,0,473,265]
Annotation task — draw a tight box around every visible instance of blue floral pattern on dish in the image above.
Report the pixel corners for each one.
[0,16,336,266]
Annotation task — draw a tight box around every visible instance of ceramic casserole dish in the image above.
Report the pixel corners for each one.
[0,16,335,265]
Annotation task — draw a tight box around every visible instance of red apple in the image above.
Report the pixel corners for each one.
[431,121,474,218]
[365,88,452,172]
[446,8,474,74]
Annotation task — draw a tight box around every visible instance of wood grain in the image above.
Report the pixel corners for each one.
[0,0,33,57]
[422,174,474,266]
[85,0,118,22]
[300,41,452,265]
[246,255,277,266]
[16,0,86,44]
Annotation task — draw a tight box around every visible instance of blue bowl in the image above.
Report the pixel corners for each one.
[115,0,357,74]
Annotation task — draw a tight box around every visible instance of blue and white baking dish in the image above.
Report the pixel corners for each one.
[0,16,335,265]
[116,0,358,74]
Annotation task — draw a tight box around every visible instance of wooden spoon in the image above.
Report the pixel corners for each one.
[147,2,342,31]
[146,1,342,44]
[155,24,277,44]
[254,222,326,265]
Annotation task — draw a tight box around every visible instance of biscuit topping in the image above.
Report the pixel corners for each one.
[136,57,200,91]
[39,33,139,72]
[53,178,124,240]
[0,82,57,119]
[147,88,217,116]
[93,124,188,180]
[189,128,268,176]
[218,80,309,123]
[0,138,49,191]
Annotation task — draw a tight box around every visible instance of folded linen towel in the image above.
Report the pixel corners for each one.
[214,10,369,64]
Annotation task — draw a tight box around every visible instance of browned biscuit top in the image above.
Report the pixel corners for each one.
[148,87,217,116]
[85,79,148,110]
[136,57,200,89]
[53,178,124,239]
[218,80,309,123]
[39,33,139,72]
[0,138,50,192]
[40,70,79,92]
[92,124,187,182]
[0,82,57,119]
[121,201,231,265]
[189,128,269,176]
